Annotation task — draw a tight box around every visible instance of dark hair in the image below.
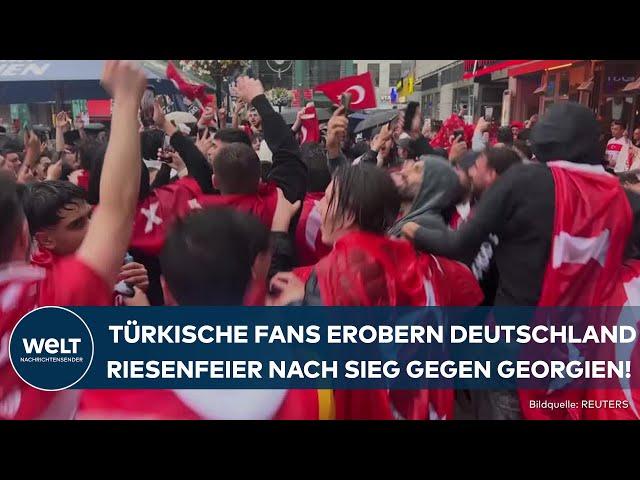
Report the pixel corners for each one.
[1,138,23,155]
[517,128,531,141]
[301,142,331,193]
[214,128,251,147]
[160,208,270,305]
[0,173,24,263]
[21,181,86,236]
[213,143,260,194]
[328,164,400,234]
[140,88,156,128]
[512,140,533,160]
[484,147,522,175]
[77,138,104,171]
[497,126,514,145]
[612,120,626,128]
[87,150,149,205]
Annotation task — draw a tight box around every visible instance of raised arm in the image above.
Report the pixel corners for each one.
[154,99,214,193]
[325,106,350,173]
[236,76,307,203]
[77,60,147,287]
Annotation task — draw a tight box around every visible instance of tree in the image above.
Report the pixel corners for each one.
[178,60,250,107]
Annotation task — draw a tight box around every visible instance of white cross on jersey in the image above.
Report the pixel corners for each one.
[140,202,163,234]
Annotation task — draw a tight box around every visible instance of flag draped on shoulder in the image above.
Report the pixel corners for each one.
[519,161,633,420]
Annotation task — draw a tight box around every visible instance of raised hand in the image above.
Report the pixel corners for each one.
[235,76,265,105]
[326,106,348,158]
[100,60,147,103]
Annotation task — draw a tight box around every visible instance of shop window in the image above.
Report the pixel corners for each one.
[559,72,570,97]
[546,74,556,97]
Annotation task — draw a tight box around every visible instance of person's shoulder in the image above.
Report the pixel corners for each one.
[40,255,111,307]
[501,161,549,182]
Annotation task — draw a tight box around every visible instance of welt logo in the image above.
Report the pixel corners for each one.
[22,338,81,355]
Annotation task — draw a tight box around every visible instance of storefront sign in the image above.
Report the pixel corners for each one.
[604,63,638,94]
[0,61,50,77]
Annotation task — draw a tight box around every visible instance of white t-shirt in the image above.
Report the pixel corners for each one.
[606,137,629,172]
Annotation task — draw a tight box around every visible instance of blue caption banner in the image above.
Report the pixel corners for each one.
[8,307,640,391]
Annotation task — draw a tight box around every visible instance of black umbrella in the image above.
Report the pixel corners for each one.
[353,109,400,134]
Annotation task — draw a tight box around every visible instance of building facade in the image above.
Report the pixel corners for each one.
[413,60,478,121]
[354,60,404,109]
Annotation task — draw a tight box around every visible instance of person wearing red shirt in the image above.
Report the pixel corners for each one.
[22,181,149,304]
[0,60,147,420]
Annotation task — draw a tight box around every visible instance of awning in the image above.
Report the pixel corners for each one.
[533,81,547,95]
[578,77,595,92]
[463,60,530,79]
[0,60,179,104]
[622,76,640,92]
[508,60,579,77]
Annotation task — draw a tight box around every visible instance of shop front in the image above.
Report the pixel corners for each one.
[507,60,640,134]
[591,61,640,133]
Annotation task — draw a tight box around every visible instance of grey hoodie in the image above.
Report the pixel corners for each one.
[388,155,462,237]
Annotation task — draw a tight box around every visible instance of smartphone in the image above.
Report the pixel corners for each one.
[341,92,352,113]
[114,253,135,298]
[453,129,465,139]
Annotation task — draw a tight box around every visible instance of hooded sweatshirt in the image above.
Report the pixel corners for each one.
[388,155,462,237]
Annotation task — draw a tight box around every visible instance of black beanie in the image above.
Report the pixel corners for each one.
[530,103,602,165]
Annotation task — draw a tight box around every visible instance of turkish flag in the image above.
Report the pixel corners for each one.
[314,72,377,110]
[519,161,633,420]
[300,105,320,144]
[166,61,214,107]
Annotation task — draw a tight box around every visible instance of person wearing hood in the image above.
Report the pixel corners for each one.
[388,155,463,237]
[401,102,640,420]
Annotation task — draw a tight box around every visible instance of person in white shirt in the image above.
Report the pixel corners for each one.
[606,120,634,172]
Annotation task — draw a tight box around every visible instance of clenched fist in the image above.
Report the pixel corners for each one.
[101,60,147,103]
[235,76,265,105]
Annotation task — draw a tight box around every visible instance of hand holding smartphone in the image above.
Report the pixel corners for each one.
[340,92,352,115]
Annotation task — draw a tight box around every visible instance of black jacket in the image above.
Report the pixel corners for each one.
[252,94,307,203]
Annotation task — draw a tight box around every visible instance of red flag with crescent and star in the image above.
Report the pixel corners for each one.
[300,104,321,145]
[314,72,377,110]
[518,161,633,420]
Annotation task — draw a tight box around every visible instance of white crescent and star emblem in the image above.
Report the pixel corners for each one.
[336,85,366,106]
[300,126,308,144]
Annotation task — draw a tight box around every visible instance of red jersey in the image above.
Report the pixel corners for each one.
[0,257,111,420]
[195,182,279,229]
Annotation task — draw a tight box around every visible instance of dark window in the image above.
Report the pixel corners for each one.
[367,63,380,87]
[389,63,402,87]
[441,63,464,85]
[421,74,439,91]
